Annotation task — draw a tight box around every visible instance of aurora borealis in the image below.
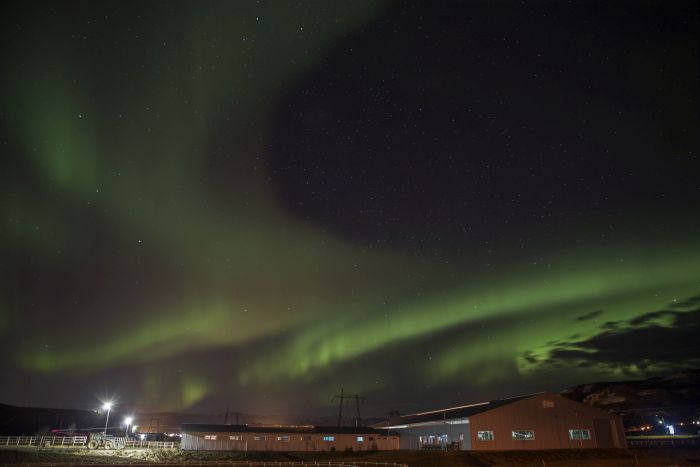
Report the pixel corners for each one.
[1,0,699,418]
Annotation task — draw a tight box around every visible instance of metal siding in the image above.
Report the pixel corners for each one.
[462,420,472,450]
[593,418,614,448]
[469,393,624,450]
[181,431,399,451]
[613,418,627,448]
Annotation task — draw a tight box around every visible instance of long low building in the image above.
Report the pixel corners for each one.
[180,424,399,451]
[374,392,626,450]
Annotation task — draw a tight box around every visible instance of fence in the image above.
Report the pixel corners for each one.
[124,440,176,449]
[0,436,175,449]
[0,437,87,447]
[626,434,700,447]
[0,463,408,467]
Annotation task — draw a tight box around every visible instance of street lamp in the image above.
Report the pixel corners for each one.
[102,402,112,435]
[124,417,133,438]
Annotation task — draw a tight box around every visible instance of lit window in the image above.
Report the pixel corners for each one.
[568,429,591,440]
[322,436,335,442]
[229,435,241,441]
[477,431,494,441]
[276,435,290,442]
[512,430,535,440]
[253,435,266,441]
[356,436,364,442]
[204,435,217,440]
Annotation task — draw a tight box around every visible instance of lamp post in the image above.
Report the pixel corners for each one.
[102,402,112,435]
[124,417,133,438]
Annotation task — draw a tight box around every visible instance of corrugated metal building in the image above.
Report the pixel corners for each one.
[374,392,625,450]
[180,424,400,451]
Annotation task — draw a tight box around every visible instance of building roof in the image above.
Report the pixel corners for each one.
[181,423,393,435]
[374,392,547,427]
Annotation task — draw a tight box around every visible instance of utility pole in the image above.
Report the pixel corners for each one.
[336,388,344,426]
[332,389,364,427]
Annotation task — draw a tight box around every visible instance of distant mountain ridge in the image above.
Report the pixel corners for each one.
[0,403,102,436]
[560,369,700,429]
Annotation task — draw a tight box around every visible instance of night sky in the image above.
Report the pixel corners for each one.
[1,0,699,419]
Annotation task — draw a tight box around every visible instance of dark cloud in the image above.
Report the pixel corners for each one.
[628,310,676,326]
[575,310,604,322]
[547,305,700,371]
[600,321,622,331]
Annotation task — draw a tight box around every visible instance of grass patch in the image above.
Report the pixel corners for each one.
[1,446,698,466]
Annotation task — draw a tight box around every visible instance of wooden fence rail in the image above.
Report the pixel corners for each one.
[0,437,87,447]
[1,462,409,467]
[0,436,175,449]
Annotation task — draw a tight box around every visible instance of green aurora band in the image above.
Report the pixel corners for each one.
[1,1,699,411]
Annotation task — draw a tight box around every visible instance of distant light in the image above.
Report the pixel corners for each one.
[658,420,663,424]
[103,402,113,410]
[140,434,146,441]
[124,416,133,425]
[667,425,675,435]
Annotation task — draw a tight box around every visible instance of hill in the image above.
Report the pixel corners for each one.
[561,369,700,433]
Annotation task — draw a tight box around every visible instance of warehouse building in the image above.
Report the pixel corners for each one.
[374,392,625,450]
[180,424,399,451]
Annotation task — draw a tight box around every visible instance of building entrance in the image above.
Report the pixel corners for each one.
[418,434,449,450]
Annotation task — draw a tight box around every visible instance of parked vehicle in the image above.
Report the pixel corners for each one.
[86,433,125,450]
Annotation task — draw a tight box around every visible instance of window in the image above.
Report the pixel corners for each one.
[356,436,364,442]
[204,435,217,440]
[512,430,535,440]
[477,431,494,441]
[322,436,335,442]
[229,435,241,441]
[253,435,266,441]
[276,435,290,442]
[568,429,591,440]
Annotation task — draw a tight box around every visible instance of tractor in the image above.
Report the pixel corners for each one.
[86,432,125,450]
